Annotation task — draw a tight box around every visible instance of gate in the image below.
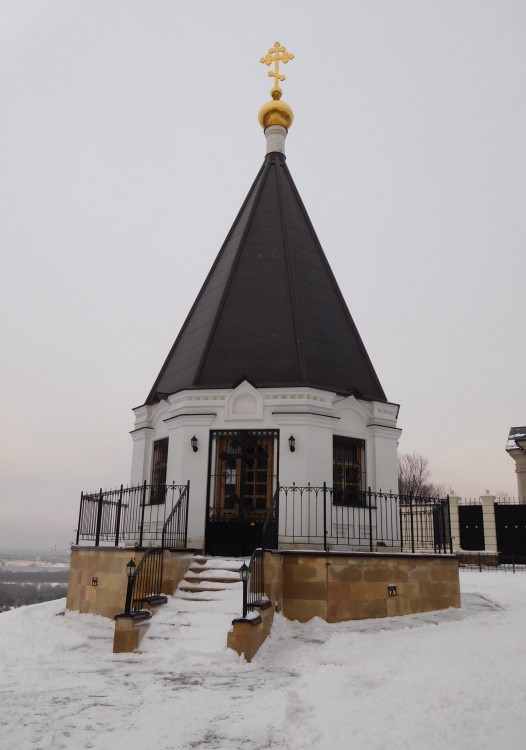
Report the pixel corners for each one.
[495,503,526,563]
[458,505,485,551]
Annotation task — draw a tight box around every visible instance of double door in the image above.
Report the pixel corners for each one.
[206,431,277,556]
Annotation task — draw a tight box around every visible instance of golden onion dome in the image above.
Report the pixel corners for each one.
[258,87,294,130]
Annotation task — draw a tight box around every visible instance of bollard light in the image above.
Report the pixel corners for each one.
[124,558,136,614]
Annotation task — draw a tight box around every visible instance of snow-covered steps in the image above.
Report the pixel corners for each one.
[176,556,245,601]
[136,556,248,656]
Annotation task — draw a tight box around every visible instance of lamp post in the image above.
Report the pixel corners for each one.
[124,558,136,615]
[239,563,249,618]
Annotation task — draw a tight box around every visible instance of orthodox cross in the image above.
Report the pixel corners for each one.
[260,42,294,92]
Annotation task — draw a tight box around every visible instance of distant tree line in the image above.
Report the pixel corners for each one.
[0,582,67,609]
[0,569,69,583]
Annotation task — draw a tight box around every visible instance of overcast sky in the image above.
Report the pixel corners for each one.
[1,1,525,550]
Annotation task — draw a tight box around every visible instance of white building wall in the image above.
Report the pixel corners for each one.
[130,381,401,550]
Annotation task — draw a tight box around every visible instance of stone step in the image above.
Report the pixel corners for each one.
[179,584,228,593]
[183,574,241,585]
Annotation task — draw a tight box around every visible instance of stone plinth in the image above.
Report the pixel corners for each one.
[227,602,274,662]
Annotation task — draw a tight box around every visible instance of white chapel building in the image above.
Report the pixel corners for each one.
[128,47,401,556]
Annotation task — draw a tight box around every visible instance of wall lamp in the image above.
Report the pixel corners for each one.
[191,435,198,453]
[288,435,296,453]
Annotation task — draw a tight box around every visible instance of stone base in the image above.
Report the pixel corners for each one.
[67,547,194,619]
[227,601,274,662]
[113,613,151,653]
[265,550,461,623]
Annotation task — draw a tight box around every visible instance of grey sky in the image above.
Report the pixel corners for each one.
[1,1,525,549]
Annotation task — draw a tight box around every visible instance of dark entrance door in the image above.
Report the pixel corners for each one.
[459,505,485,551]
[495,503,526,563]
[206,431,277,556]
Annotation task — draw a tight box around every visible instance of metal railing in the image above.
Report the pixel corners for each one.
[76,481,190,548]
[125,548,164,613]
[459,552,526,572]
[162,482,190,548]
[246,548,265,615]
[262,486,279,550]
[278,485,452,553]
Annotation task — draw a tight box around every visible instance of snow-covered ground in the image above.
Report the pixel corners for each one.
[1,570,525,749]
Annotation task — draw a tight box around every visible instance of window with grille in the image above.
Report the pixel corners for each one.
[150,438,168,504]
[333,436,365,507]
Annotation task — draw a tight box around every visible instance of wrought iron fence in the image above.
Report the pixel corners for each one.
[76,481,190,548]
[459,552,526,573]
[278,484,452,553]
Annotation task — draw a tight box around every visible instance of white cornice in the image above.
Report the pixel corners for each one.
[163,413,217,428]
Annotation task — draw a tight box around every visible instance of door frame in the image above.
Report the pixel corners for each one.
[204,429,280,555]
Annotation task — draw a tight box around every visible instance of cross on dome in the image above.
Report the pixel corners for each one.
[260,42,294,98]
[258,41,295,131]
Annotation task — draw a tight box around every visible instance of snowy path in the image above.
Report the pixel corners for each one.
[1,571,525,749]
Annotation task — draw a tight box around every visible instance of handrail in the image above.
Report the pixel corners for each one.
[246,547,265,615]
[262,485,279,550]
[125,548,164,613]
[161,481,190,549]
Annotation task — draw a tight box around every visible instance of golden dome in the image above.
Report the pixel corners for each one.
[259,42,294,130]
[258,87,294,130]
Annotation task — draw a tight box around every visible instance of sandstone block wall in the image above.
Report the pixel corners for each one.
[67,548,193,619]
[273,551,460,623]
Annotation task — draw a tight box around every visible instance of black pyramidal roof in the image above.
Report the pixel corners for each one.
[146,151,386,405]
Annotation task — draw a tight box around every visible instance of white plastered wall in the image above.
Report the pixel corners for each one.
[130,381,401,550]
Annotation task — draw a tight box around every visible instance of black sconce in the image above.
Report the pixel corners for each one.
[239,562,250,618]
[124,558,136,614]
[288,435,296,453]
[191,435,198,453]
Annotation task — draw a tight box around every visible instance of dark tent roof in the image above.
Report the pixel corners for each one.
[146,151,386,404]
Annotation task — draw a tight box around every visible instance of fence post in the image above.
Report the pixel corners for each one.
[95,489,103,547]
[184,481,190,547]
[139,480,147,548]
[323,482,328,552]
[448,495,460,553]
[480,493,498,553]
[399,498,404,553]
[114,485,124,547]
[368,487,373,552]
[409,494,415,554]
[446,495,453,554]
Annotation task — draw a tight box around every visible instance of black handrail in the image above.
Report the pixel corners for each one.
[246,547,265,614]
[125,548,164,613]
[262,486,279,550]
[162,481,190,548]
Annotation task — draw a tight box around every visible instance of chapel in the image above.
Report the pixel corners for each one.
[128,42,401,556]
[69,46,460,653]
